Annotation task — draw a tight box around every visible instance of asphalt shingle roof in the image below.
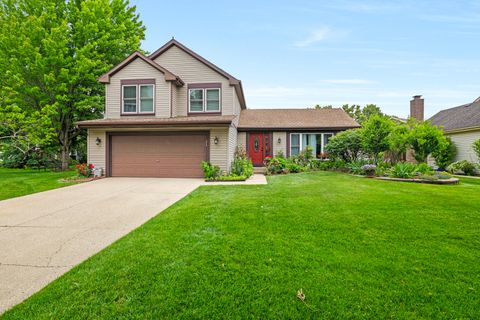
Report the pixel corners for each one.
[429,97,480,131]
[238,108,360,129]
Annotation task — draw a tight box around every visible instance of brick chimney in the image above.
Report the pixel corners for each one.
[410,95,424,121]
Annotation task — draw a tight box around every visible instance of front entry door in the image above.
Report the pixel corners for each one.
[248,132,271,166]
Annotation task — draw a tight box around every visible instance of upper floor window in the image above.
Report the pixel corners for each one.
[121,80,155,115]
[188,84,221,113]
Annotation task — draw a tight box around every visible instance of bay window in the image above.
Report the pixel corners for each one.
[290,133,334,158]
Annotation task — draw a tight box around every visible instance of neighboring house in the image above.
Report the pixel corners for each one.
[429,97,480,162]
[77,39,359,178]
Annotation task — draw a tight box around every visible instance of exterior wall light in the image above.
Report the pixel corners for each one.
[95,137,102,146]
[214,136,219,145]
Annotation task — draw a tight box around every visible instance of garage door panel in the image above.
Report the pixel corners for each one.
[110,134,207,178]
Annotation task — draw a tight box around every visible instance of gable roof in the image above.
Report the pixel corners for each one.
[149,39,247,109]
[429,97,480,132]
[238,108,360,130]
[98,51,184,86]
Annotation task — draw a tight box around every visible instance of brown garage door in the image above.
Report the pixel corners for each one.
[110,133,207,178]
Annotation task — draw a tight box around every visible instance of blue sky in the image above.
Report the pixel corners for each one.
[131,0,480,118]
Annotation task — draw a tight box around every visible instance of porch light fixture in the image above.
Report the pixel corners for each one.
[277,137,281,144]
[95,137,102,146]
[214,136,219,145]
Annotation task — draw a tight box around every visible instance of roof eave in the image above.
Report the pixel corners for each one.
[237,125,361,131]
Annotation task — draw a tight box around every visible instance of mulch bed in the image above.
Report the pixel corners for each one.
[60,177,103,183]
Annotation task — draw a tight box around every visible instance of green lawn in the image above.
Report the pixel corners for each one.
[0,168,76,201]
[3,172,480,319]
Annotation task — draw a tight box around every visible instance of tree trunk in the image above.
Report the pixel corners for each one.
[60,143,70,170]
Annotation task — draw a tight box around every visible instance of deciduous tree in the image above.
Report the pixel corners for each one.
[0,0,145,169]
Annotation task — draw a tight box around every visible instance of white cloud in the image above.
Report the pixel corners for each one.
[294,27,332,47]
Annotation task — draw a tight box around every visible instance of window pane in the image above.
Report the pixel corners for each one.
[206,100,220,111]
[140,85,153,98]
[140,98,153,112]
[190,101,203,112]
[291,134,300,146]
[123,86,136,99]
[291,146,300,156]
[316,134,322,158]
[206,89,219,100]
[190,89,203,100]
[324,134,333,147]
[123,99,136,112]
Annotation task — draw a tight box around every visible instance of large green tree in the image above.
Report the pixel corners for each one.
[0,0,145,169]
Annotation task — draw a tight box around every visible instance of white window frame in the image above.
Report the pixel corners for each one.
[289,132,334,157]
[122,84,155,114]
[139,84,155,114]
[188,88,221,113]
[121,85,137,114]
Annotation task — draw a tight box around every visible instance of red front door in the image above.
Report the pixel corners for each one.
[248,132,270,166]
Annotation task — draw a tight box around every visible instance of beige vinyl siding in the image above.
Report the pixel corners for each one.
[210,128,229,172]
[233,90,241,116]
[170,83,177,117]
[273,132,287,156]
[447,130,480,162]
[153,45,235,116]
[237,132,247,151]
[87,129,106,173]
[227,125,238,171]
[105,58,170,119]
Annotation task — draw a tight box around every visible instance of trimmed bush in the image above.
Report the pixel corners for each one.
[446,160,478,176]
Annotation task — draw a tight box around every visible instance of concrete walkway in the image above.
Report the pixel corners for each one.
[0,175,267,313]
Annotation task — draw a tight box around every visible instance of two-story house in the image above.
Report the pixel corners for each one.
[77,39,359,177]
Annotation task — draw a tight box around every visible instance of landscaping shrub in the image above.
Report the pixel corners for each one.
[346,159,368,175]
[473,138,480,161]
[201,161,221,180]
[230,147,253,178]
[409,120,447,163]
[432,137,456,170]
[265,156,287,175]
[446,160,478,176]
[390,162,418,179]
[361,115,394,164]
[416,163,434,175]
[286,161,302,173]
[325,129,363,162]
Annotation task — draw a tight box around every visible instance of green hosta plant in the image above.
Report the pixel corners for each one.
[390,162,418,179]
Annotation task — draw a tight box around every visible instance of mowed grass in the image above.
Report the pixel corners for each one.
[3,172,480,319]
[0,168,76,201]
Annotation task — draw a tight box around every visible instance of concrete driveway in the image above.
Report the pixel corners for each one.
[0,177,203,313]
